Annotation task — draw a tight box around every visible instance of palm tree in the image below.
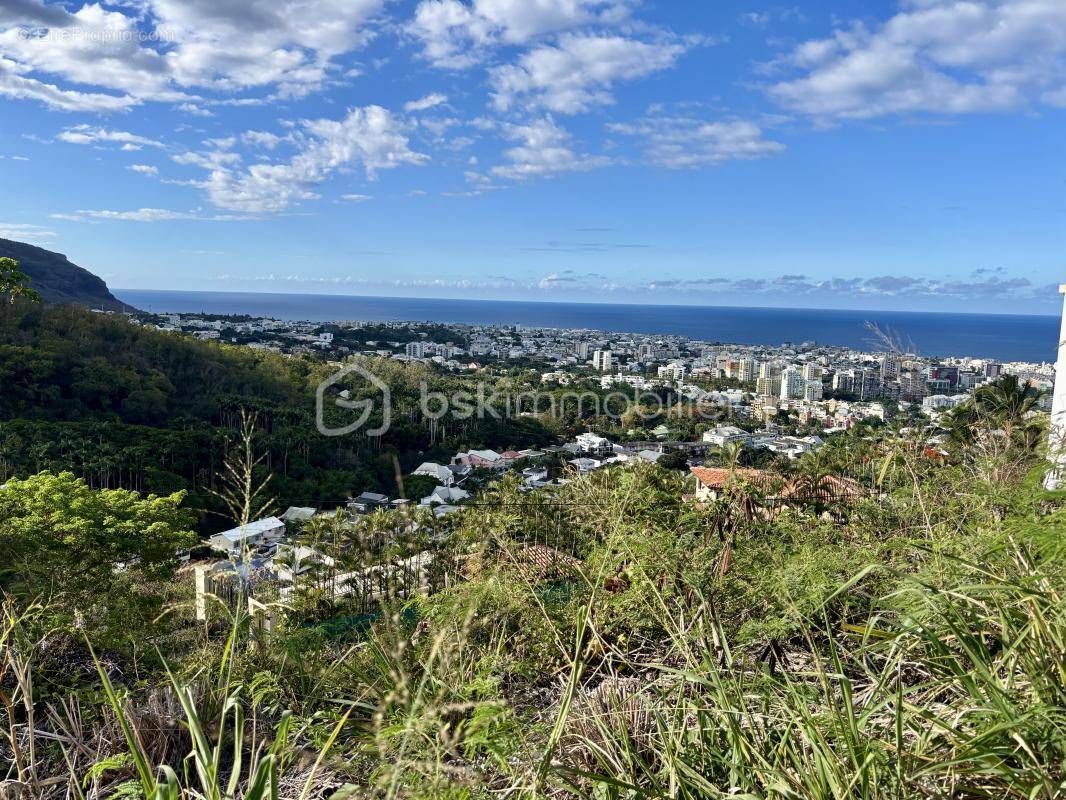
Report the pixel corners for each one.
[721,441,744,474]
[978,375,1039,430]
[948,375,1043,449]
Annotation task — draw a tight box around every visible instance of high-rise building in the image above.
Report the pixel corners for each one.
[780,368,806,401]
[736,358,757,382]
[757,375,782,398]
[804,380,823,401]
[802,364,822,382]
[832,371,853,394]
[984,362,1003,379]
[405,341,425,358]
[756,363,782,398]
[592,349,613,372]
[881,353,901,381]
[899,371,927,400]
[574,341,590,359]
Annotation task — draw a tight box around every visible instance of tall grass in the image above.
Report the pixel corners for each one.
[4,461,1064,799]
[549,533,1066,799]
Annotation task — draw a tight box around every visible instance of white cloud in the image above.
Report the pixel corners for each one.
[0,4,181,107]
[0,222,57,240]
[0,0,384,110]
[177,102,214,117]
[491,116,608,180]
[768,0,1066,119]
[57,125,165,149]
[491,34,686,114]
[153,0,383,95]
[408,0,630,68]
[0,56,139,112]
[128,164,159,176]
[192,106,428,212]
[404,92,449,112]
[53,207,254,222]
[608,116,786,168]
[241,130,288,149]
[340,193,373,202]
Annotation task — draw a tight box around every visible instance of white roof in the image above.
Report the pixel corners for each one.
[421,486,471,505]
[414,462,452,479]
[212,516,284,544]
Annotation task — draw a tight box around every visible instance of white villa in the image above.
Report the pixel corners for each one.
[208,516,286,554]
[413,461,455,486]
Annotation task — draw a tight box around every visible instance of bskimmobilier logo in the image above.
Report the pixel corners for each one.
[316,362,391,437]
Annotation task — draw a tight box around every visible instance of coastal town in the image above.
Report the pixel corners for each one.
[139,308,1055,426]
[124,306,1061,612]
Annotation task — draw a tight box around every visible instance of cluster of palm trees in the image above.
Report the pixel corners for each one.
[943,374,1045,451]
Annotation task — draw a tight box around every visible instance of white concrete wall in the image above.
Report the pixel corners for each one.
[1045,285,1066,489]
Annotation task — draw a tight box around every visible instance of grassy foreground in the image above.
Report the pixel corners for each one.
[3,417,1066,799]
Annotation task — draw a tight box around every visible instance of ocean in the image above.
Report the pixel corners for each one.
[114,289,1060,363]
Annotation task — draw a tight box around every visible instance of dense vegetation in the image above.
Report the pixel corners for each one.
[0,302,560,531]
[2,338,1064,797]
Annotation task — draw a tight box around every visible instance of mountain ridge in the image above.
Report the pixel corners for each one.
[0,237,133,312]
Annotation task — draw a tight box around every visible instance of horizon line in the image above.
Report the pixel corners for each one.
[112,286,1061,321]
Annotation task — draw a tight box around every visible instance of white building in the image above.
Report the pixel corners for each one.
[575,432,614,457]
[568,457,602,473]
[780,368,806,401]
[702,425,752,447]
[406,341,426,358]
[922,394,970,413]
[657,362,687,382]
[592,349,613,372]
[413,461,455,486]
[208,517,286,554]
[420,486,471,506]
[736,358,757,382]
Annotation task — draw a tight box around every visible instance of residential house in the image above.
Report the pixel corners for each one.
[420,486,471,506]
[208,516,286,555]
[574,432,614,457]
[702,425,752,447]
[454,449,505,469]
[413,461,455,486]
[349,492,390,513]
[689,467,771,502]
[568,457,602,473]
[281,506,316,524]
[636,449,664,464]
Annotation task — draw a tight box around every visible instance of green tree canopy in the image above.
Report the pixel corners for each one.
[0,256,41,304]
[0,471,196,624]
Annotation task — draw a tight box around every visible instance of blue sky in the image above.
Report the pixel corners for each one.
[1,0,1064,313]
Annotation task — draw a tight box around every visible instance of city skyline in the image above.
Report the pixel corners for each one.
[1,0,1065,313]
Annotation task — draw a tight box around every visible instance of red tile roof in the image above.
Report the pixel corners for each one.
[689,466,768,489]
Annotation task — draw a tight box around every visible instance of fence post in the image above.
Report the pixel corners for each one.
[195,566,208,621]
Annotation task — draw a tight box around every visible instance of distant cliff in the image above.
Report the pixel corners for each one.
[0,238,133,312]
